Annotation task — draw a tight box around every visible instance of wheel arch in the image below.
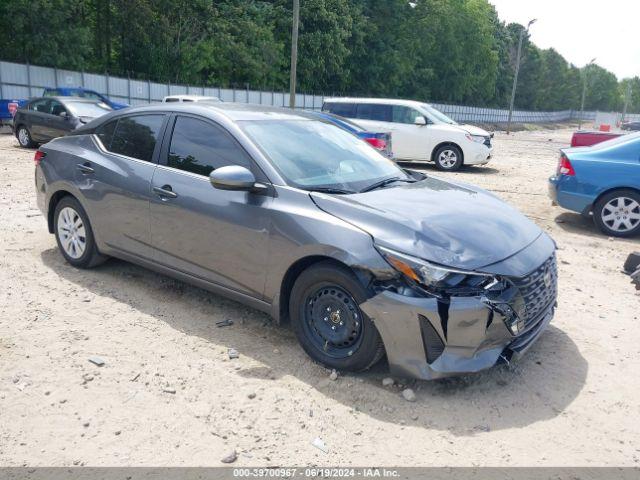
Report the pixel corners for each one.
[431,141,464,164]
[47,190,77,233]
[275,255,366,325]
[592,186,640,213]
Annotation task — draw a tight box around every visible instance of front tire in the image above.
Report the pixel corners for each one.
[290,262,384,372]
[16,125,36,148]
[434,145,463,171]
[593,189,640,237]
[53,196,107,268]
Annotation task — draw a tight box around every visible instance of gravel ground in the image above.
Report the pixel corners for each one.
[0,126,638,467]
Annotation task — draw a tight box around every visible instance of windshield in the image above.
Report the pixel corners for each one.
[240,120,408,192]
[419,103,458,125]
[65,101,112,118]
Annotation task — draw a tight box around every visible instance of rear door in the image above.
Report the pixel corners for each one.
[149,114,271,298]
[85,114,167,260]
[26,98,53,141]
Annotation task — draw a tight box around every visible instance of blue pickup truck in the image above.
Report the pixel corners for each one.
[43,87,129,109]
[0,99,29,127]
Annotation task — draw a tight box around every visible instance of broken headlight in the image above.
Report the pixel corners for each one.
[377,246,500,294]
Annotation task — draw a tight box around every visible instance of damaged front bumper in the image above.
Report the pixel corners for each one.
[360,242,558,381]
[361,290,555,380]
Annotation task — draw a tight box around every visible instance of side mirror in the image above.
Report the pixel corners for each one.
[59,111,69,119]
[209,165,258,191]
[414,116,427,126]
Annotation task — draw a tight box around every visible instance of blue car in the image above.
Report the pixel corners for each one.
[304,110,393,158]
[548,132,640,237]
[43,87,129,110]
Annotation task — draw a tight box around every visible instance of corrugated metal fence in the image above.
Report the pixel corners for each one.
[2,60,636,124]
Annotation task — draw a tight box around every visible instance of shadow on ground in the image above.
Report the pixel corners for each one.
[41,247,587,436]
[555,211,640,244]
[397,161,500,176]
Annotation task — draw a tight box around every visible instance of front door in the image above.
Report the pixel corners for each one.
[149,114,271,299]
[387,105,431,161]
[48,99,73,138]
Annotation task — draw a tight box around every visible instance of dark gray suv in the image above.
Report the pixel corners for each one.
[34,103,557,380]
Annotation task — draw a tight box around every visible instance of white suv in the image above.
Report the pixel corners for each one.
[322,98,492,171]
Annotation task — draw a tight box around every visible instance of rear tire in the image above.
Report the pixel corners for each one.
[593,189,640,237]
[434,145,463,171]
[53,196,107,268]
[290,262,384,372]
[16,125,36,148]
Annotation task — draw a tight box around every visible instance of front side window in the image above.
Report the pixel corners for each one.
[50,100,67,117]
[167,116,252,176]
[240,119,408,192]
[109,115,164,162]
[43,90,60,97]
[355,104,392,122]
[392,106,423,124]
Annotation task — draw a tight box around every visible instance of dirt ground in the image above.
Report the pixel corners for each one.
[0,126,638,467]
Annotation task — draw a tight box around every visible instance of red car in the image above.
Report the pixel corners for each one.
[570,130,623,147]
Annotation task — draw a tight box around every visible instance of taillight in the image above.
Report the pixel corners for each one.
[365,137,386,150]
[557,154,575,176]
[34,150,46,166]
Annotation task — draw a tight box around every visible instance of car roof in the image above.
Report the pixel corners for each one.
[101,102,316,122]
[163,95,220,101]
[323,97,429,108]
[30,96,107,104]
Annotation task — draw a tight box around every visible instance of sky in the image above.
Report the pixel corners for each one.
[490,0,640,80]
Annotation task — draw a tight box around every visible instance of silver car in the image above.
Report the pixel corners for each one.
[34,103,557,380]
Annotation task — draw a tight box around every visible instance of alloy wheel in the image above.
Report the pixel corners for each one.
[601,196,640,233]
[438,149,458,169]
[57,207,87,259]
[18,128,30,146]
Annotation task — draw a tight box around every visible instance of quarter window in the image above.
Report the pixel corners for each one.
[323,102,356,117]
[95,120,118,149]
[167,116,251,176]
[109,115,164,162]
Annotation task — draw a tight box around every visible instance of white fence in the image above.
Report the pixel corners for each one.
[2,60,637,124]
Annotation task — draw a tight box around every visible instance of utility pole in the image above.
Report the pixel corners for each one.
[289,0,300,109]
[506,18,536,134]
[621,82,632,124]
[579,58,596,130]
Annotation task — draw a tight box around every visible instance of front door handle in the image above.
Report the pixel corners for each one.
[153,185,178,199]
[77,162,94,174]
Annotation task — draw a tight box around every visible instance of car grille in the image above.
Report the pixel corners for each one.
[511,254,558,328]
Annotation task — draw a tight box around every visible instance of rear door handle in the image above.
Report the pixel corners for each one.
[153,185,178,199]
[77,162,94,174]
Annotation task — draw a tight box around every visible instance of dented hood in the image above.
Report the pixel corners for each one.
[311,177,542,271]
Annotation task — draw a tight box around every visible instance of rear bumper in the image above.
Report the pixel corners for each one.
[548,176,593,214]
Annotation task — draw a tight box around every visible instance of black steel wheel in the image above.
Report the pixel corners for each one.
[290,261,384,372]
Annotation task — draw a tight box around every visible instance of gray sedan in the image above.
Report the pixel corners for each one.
[34,103,557,380]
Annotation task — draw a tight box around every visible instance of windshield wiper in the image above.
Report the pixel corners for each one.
[359,177,415,193]
[306,187,356,195]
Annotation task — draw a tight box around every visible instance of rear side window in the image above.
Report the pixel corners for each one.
[109,115,164,162]
[355,104,392,122]
[167,116,252,176]
[95,120,118,149]
[323,102,355,117]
